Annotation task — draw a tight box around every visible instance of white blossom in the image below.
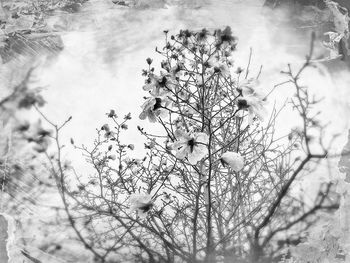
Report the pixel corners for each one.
[208,57,230,77]
[129,193,153,218]
[221,151,244,171]
[139,96,170,122]
[143,73,176,96]
[237,90,267,122]
[171,130,209,165]
[237,78,259,96]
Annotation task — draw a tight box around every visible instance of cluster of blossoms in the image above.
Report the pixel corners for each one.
[129,27,268,217]
[236,79,267,122]
[23,26,333,263]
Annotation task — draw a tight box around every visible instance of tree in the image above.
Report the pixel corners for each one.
[31,27,340,263]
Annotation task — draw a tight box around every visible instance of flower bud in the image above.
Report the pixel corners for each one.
[220,151,244,172]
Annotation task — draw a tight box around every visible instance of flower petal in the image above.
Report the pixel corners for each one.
[188,144,207,164]
[176,146,190,160]
[195,133,209,144]
[221,152,244,171]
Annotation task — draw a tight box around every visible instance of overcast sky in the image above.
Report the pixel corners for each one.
[25,0,350,180]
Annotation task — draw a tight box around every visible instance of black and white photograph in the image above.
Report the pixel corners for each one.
[0,0,350,262]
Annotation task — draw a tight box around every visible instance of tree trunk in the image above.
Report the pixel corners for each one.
[250,241,264,263]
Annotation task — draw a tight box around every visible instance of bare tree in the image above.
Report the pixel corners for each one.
[29,27,340,263]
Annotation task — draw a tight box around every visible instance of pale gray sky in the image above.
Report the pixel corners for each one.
[24,0,350,181]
